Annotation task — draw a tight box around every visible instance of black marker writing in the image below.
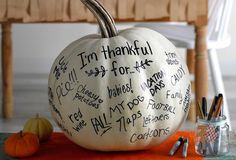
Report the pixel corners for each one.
[69,68,78,83]
[127,95,144,110]
[68,107,83,123]
[165,51,179,65]
[134,59,153,73]
[130,127,170,143]
[91,113,112,136]
[147,99,176,114]
[107,78,133,99]
[73,84,103,109]
[78,51,98,70]
[85,65,108,78]
[116,111,142,132]
[166,90,183,104]
[182,84,191,112]
[142,114,169,127]
[141,70,165,96]
[53,56,68,80]
[110,60,131,76]
[56,82,74,105]
[171,65,186,86]
[101,40,153,60]
[109,101,124,118]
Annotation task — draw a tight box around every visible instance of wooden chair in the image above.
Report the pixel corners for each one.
[135,0,233,130]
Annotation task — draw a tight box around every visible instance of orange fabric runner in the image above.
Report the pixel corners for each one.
[21,131,203,160]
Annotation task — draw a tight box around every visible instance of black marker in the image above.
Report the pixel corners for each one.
[182,138,189,158]
[169,137,184,156]
[208,96,218,121]
[202,97,207,119]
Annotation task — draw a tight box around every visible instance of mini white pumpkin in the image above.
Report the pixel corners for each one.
[48,0,191,151]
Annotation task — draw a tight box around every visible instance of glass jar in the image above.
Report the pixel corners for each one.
[195,116,229,157]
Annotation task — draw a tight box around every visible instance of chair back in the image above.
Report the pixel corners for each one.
[208,0,233,41]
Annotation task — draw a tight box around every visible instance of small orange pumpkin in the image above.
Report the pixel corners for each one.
[4,131,40,158]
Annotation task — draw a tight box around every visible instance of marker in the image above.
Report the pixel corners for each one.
[169,137,184,156]
[207,96,218,120]
[197,100,205,119]
[218,93,223,116]
[202,97,207,119]
[214,126,221,154]
[214,94,223,118]
[182,138,189,158]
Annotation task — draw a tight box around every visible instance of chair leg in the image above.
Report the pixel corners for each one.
[195,26,208,118]
[186,49,196,122]
[1,23,13,119]
[208,49,231,130]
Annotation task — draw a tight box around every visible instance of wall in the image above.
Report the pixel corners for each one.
[0,23,98,75]
[0,4,236,77]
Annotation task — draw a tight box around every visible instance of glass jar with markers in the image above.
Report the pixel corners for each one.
[195,94,229,157]
[195,116,229,156]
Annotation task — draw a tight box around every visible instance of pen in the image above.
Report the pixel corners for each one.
[169,137,184,156]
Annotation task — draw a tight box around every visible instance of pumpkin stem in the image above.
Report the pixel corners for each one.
[81,0,118,38]
[81,0,109,38]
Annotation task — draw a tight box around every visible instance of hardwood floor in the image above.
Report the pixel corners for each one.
[0,74,236,132]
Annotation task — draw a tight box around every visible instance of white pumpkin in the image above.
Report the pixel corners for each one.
[48,0,191,151]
